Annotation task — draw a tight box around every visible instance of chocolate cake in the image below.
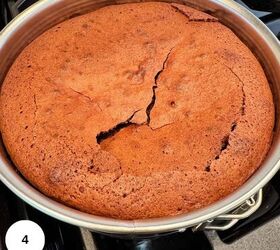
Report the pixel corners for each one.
[0,2,274,219]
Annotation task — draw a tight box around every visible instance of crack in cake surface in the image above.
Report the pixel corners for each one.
[69,88,93,102]
[204,121,237,172]
[203,61,247,172]
[219,62,246,115]
[97,49,174,145]
[99,173,123,191]
[68,87,103,111]
[170,4,218,22]
[146,49,173,125]
[96,110,140,144]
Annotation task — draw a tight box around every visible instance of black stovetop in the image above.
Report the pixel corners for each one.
[0,1,280,250]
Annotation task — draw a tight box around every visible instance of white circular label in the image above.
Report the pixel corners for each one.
[5,220,45,250]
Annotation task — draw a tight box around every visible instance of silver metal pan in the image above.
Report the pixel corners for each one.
[0,0,280,234]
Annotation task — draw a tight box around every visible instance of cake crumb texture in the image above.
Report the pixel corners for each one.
[0,2,274,219]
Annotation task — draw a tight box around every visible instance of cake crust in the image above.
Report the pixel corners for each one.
[0,2,274,219]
